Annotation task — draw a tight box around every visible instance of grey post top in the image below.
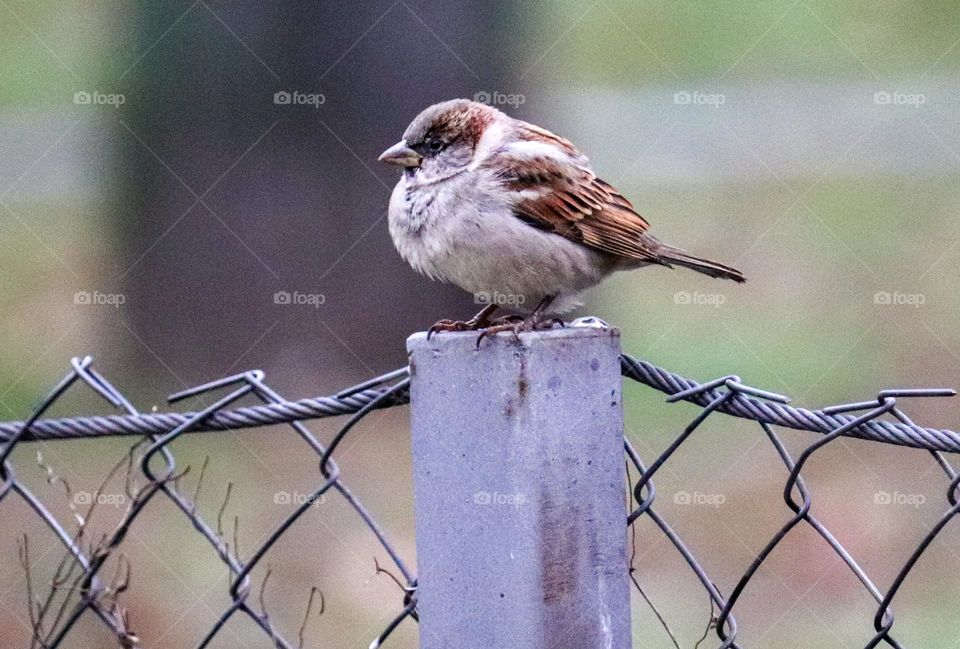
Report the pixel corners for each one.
[406,325,632,649]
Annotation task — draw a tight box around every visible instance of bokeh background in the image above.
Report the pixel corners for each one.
[2,1,959,647]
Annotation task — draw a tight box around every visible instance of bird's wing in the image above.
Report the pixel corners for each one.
[481,123,662,263]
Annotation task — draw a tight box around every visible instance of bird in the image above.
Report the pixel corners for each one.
[378,98,744,339]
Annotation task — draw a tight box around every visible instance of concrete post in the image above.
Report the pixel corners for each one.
[407,326,631,649]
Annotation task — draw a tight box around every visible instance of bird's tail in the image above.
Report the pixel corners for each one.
[654,244,746,283]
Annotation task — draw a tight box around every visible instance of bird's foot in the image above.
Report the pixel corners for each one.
[427,318,482,340]
[489,314,525,326]
[426,304,500,340]
[475,314,564,348]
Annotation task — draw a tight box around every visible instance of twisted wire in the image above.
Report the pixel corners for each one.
[619,355,959,452]
[2,356,955,453]
[0,383,410,441]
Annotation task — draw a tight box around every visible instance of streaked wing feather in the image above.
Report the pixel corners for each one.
[483,129,660,263]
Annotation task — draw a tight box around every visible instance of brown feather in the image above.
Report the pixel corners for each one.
[483,139,661,264]
[515,121,582,158]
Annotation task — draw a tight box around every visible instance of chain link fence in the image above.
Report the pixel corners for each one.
[1,341,958,648]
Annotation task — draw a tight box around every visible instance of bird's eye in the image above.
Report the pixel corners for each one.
[427,137,444,152]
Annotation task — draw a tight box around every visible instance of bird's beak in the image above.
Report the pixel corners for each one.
[378,140,422,168]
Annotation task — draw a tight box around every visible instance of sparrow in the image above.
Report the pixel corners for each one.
[379,99,744,338]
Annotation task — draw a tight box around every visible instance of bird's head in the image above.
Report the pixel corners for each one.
[378,99,502,183]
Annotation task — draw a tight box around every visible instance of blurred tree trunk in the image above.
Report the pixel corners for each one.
[118,1,517,384]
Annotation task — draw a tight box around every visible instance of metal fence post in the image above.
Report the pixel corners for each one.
[407,327,632,649]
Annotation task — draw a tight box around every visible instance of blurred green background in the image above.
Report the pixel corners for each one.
[1,1,959,647]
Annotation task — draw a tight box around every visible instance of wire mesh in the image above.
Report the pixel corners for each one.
[0,344,956,648]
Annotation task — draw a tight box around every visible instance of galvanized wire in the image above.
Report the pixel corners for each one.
[0,368,410,442]
[0,358,414,649]
[622,356,957,648]
[620,355,959,452]
[2,357,955,453]
[0,345,957,648]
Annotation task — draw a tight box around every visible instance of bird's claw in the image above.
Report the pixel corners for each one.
[427,318,481,340]
[489,314,525,326]
[474,316,564,348]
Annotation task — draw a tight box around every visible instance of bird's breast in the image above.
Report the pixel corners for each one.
[388,179,454,280]
[397,184,436,234]
[388,175,610,309]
